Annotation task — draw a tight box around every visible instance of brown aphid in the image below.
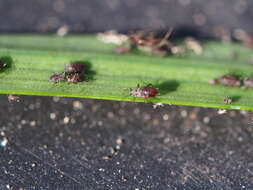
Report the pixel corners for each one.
[7,95,20,102]
[243,78,253,88]
[218,75,241,86]
[130,85,158,98]
[223,97,232,104]
[65,62,86,73]
[66,73,84,83]
[211,75,241,87]
[50,73,65,83]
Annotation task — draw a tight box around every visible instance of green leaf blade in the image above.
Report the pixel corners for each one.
[1,34,253,110]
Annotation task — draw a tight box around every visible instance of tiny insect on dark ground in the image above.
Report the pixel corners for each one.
[7,95,20,102]
[209,75,241,87]
[130,84,159,98]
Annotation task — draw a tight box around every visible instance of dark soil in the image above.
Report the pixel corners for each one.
[1,96,253,190]
[1,0,253,38]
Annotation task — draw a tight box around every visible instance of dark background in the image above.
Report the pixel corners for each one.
[1,0,253,36]
[1,0,253,190]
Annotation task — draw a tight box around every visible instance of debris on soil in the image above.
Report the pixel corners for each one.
[50,73,65,83]
[153,103,164,109]
[103,138,125,160]
[116,137,125,146]
[0,137,8,147]
[184,37,203,55]
[224,97,232,104]
[56,25,69,37]
[209,75,241,87]
[109,147,118,154]
[7,95,21,102]
[97,30,129,45]
[130,84,158,98]
[217,109,227,115]
[102,155,112,160]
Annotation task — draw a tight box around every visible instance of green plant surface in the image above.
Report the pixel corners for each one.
[1,34,253,110]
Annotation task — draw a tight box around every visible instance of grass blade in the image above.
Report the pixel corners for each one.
[1,34,253,110]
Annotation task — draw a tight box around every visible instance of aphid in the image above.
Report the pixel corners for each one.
[210,75,241,87]
[243,78,253,88]
[0,60,7,70]
[7,95,20,102]
[65,62,86,73]
[130,85,158,98]
[50,73,65,83]
[66,73,84,83]
[223,97,232,104]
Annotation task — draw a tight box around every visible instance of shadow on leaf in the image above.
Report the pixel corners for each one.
[229,95,241,103]
[154,80,180,95]
[0,56,13,74]
[73,60,96,81]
